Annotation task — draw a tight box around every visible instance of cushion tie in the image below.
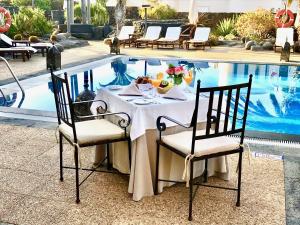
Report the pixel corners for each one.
[182,154,195,187]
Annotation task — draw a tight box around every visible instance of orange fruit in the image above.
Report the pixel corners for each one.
[156,72,164,80]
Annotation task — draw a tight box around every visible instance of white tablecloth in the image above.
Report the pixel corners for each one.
[91,88,230,201]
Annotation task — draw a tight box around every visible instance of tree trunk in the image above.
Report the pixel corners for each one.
[115,0,127,34]
[81,0,87,24]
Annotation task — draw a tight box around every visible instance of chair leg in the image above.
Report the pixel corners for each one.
[236,150,243,207]
[128,139,132,171]
[74,145,80,203]
[59,132,64,181]
[107,143,112,170]
[203,158,208,183]
[154,142,160,195]
[188,160,194,221]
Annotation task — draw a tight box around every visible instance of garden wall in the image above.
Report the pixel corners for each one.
[107,7,239,29]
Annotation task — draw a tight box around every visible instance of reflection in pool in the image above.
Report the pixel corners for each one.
[1,57,300,135]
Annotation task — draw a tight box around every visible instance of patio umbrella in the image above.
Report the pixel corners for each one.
[188,0,198,24]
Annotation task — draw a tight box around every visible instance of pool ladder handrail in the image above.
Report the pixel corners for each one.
[0,56,25,107]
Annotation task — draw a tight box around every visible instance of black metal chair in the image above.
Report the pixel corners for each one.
[51,71,132,203]
[155,75,253,221]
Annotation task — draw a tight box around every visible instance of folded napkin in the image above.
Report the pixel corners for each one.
[163,85,187,100]
[118,83,143,96]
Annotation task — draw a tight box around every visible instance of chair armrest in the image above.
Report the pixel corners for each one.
[72,99,108,112]
[129,33,142,39]
[156,115,190,132]
[78,112,131,129]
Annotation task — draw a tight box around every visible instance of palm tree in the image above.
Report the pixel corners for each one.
[115,0,126,33]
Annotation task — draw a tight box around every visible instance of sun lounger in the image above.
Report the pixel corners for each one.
[155,27,182,49]
[186,27,211,50]
[117,26,135,47]
[135,26,162,48]
[274,28,294,52]
[0,47,37,61]
[0,33,51,56]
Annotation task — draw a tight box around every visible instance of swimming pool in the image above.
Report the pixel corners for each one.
[1,56,300,135]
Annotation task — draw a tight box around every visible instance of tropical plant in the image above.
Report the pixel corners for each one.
[12,0,51,11]
[12,7,53,37]
[235,9,275,41]
[138,3,177,20]
[5,22,16,38]
[287,0,300,38]
[50,0,64,10]
[91,0,109,26]
[215,17,237,36]
[0,0,12,5]
[74,0,109,26]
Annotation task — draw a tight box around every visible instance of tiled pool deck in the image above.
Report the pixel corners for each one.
[0,41,299,224]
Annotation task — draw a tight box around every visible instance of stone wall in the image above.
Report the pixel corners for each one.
[107,7,239,29]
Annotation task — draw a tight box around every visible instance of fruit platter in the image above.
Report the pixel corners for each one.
[157,80,173,94]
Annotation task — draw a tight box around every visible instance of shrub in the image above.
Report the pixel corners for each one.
[12,7,53,37]
[28,35,39,42]
[74,4,82,20]
[50,0,64,10]
[14,34,22,40]
[12,0,51,11]
[215,17,237,36]
[6,23,17,38]
[224,33,236,40]
[235,9,275,41]
[209,34,219,46]
[138,3,177,20]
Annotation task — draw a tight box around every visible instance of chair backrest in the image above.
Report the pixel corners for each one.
[190,75,253,154]
[0,33,13,46]
[164,27,181,40]
[275,28,294,46]
[144,26,162,40]
[193,27,210,41]
[51,71,78,141]
[118,26,135,39]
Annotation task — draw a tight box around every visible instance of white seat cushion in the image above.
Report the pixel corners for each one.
[161,129,240,157]
[59,119,125,145]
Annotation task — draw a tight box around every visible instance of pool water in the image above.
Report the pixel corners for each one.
[1,57,300,135]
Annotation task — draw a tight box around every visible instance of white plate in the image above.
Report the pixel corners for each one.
[108,85,122,90]
[133,99,152,105]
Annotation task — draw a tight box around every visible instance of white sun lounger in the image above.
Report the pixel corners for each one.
[135,26,162,48]
[274,28,294,52]
[0,47,37,61]
[156,27,182,49]
[0,33,52,56]
[186,27,211,50]
[118,26,135,47]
